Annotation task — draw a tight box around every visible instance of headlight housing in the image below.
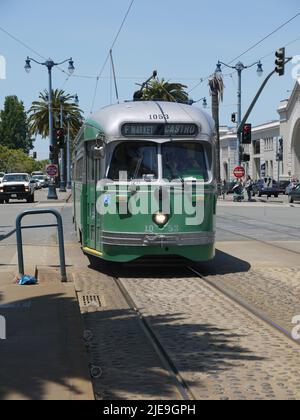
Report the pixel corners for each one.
[153,213,169,227]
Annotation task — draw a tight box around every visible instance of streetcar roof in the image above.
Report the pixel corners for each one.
[82,101,215,143]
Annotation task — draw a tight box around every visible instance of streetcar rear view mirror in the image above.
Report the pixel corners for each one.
[94,134,106,159]
[94,144,105,159]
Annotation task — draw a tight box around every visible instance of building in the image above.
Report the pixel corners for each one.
[220,82,300,182]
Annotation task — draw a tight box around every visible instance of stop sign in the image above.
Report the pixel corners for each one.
[46,164,58,178]
[233,166,245,179]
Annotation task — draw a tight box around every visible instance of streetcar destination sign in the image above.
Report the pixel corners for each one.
[121,123,199,138]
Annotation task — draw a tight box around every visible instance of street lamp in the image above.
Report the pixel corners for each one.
[216,59,263,165]
[24,56,75,200]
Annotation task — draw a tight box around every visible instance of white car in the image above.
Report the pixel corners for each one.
[31,175,48,189]
[0,173,35,204]
[0,172,5,183]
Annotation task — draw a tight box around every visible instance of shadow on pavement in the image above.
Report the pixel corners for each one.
[82,308,264,400]
[88,249,251,279]
[0,293,92,400]
[195,249,251,276]
[0,228,16,242]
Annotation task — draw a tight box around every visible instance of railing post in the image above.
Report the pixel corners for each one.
[16,214,25,278]
[15,209,67,283]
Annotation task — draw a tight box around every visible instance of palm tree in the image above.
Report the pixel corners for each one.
[209,73,224,191]
[141,78,189,103]
[28,89,84,139]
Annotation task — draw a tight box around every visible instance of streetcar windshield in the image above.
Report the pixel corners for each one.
[108,142,158,180]
[162,142,209,181]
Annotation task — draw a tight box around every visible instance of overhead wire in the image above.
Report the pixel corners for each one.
[90,0,135,113]
[227,12,300,65]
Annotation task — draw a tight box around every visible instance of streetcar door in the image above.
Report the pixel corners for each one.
[86,142,97,250]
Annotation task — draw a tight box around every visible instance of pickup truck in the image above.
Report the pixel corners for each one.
[0,173,35,204]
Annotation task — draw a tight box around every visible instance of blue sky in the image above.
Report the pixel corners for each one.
[0,0,300,159]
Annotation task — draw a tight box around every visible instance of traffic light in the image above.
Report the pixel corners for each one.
[231,113,237,124]
[242,154,251,162]
[33,152,37,159]
[275,48,285,76]
[242,123,252,144]
[55,128,65,148]
[276,137,283,161]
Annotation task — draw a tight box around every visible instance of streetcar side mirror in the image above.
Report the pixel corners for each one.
[94,135,106,159]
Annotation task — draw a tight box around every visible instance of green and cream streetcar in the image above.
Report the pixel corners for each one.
[73,100,216,263]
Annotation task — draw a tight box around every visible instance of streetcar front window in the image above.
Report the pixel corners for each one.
[162,142,209,182]
[108,142,158,181]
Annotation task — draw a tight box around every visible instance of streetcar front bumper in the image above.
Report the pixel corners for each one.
[101,231,215,247]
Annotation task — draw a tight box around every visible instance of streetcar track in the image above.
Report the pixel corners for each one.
[217,225,300,256]
[218,214,300,240]
[188,266,300,347]
[114,277,196,401]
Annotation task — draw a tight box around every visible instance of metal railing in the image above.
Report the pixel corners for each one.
[16,209,67,282]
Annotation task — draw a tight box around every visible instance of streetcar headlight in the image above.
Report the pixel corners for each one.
[153,213,169,226]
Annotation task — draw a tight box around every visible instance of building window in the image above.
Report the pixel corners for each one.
[253,140,260,155]
[264,137,274,152]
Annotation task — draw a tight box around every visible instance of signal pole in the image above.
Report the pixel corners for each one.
[216,60,263,166]
[59,96,66,192]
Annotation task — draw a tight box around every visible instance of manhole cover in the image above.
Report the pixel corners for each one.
[79,295,102,308]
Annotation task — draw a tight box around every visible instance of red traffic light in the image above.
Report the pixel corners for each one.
[242,123,252,144]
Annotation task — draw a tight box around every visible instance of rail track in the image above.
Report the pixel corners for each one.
[113,260,300,400]
[114,277,196,400]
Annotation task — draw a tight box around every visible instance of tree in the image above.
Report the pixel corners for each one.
[209,73,224,190]
[140,78,189,103]
[28,89,84,139]
[0,145,48,174]
[0,96,33,153]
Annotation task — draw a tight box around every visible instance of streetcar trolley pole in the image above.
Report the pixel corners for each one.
[16,209,67,282]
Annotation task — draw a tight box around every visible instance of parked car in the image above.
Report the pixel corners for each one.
[278,180,290,195]
[31,175,48,189]
[288,184,300,203]
[252,178,281,198]
[0,173,35,204]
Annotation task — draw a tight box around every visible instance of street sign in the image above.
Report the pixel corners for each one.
[233,166,245,179]
[46,164,58,178]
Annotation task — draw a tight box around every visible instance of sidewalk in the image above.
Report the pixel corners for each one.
[35,189,72,204]
[217,194,299,207]
[0,267,94,400]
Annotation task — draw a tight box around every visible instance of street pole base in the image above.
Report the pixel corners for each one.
[59,182,67,193]
[47,185,58,200]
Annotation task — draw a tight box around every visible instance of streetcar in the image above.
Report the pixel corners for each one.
[73,100,217,263]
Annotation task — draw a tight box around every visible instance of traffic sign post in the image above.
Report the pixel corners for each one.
[46,164,59,178]
[233,166,245,179]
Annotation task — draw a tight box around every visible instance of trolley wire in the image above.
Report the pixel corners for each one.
[90,0,136,113]
[227,12,300,65]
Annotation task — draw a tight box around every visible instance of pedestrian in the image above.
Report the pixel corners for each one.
[245,175,253,202]
[222,179,227,200]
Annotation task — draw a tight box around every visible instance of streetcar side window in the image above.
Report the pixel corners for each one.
[162,142,209,182]
[74,157,84,182]
[107,142,158,181]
